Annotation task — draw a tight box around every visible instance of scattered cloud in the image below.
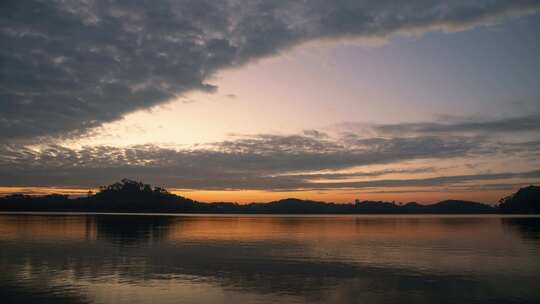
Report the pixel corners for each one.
[0,129,538,191]
[302,129,329,139]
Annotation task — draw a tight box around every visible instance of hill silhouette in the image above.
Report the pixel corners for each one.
[0,179,538,214]
[499,185,540,214]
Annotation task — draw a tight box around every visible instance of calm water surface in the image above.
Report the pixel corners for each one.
[0,214,539,304]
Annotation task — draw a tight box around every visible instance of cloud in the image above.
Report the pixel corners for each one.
[279,167,438,181]
[2,129,537,191]
[333,113,540,137]
[303,170,540,190]
[373,114,540,135]
[2,0,539,141]
[302,129,329,139]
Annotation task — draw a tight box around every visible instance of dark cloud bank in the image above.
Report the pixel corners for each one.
[2,0,540,141]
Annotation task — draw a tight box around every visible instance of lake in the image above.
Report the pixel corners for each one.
[1,214,539,304]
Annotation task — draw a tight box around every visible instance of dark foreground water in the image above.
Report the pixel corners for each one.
[0,214,539,304]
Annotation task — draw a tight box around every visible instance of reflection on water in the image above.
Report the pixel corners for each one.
[0,214,539,304]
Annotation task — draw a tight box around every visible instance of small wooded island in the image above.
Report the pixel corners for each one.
[0,179,538,214]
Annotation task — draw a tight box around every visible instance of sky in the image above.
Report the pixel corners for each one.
[1,0,540,203]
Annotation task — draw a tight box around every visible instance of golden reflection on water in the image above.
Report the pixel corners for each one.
[0,215,97,241]
[1,214,540,304]
[0,214,525,242]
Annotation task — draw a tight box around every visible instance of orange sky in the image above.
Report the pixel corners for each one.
[0,185,516,204]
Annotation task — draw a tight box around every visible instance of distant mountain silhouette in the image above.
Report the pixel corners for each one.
[499,185,540,214]
[0,179,538,214]
[402,200,496,214]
